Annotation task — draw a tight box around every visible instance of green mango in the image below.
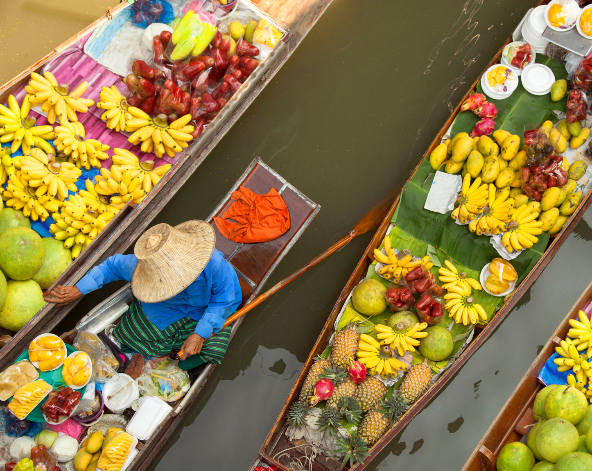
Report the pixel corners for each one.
[550,79,567,102]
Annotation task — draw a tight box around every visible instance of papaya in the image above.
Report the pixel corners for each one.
[560,191,583,216]
[477,136,495,156]
[445,159,464,174]
[550,79,567,102]
[539,208,559,232]
[557,119,570,140]
[481,157,500,183]
[451,135,474,162]
[549,128,568,153]
[514,194,529,208]
[540,187,561,211]
[465,150,484,178]
[500,134,520,161]
[509,150,528,171]
[549,215,568,235]
[510,188,524,198]
[495,167,515,188]
[562,179,577,196]
[493,129,511,147]
[568,120,582,137]
[570,128,590,149]
[568,160,587,181]
[429,143,448,170]
[556,188,567,207]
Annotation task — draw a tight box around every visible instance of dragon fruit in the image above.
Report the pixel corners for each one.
[348,361,367,385]
[475,102,498,119]
[460,93,486,112]
[309,379,334,405]
[471,118,495,137]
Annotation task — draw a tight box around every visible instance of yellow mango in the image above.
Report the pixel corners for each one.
[568,121,582,137]
[562,179,577,196]
[509,150,528,171]
[465,150,484,178]
[550,79,567,102]
[570,128,590,149]
[481,157,500,183]
[445,159,464,174]
[540,120,554,134]
[73,449,94,471]
[560,191,583,216]
[498,156,508,171]
[472,136,479,150]
[68,368,91,387]
[556,188,567,207]
[510,188,524,198]
[549,128,568,153]
[86,431,105,454]
[568,160,587,180]
[489,258,517,282]
[527,201,541,214]
[37,335,63,349]
[510,171,523,188]
[563,157,569,171]
[485,275,510,295]
[450,132,469,150]
[493,129,511,147]
[477,136,494,156]
[500,134,520,161]
[538,208,559,232]
[549,215,568,235]
[540,187,561,211]
[514,194,529,208]
[495,167,515,188]
[429,143,448,170]
[80,437,90,449]
[491,143,500,157]
[557,119,570,140]
[451,135,474,162]
[86,461,99,471]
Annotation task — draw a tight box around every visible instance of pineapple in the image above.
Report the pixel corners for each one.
[331,324,359,369]
[316,406,342,436]
[358,395,407,445]
[287,400,309,429]
[399,360,432,404]
[337,396,362,425]
[333,432,370,469]
[319,363,348,386]
[326,378,358,409]
[354,376,387,412]
[299,357,331,403]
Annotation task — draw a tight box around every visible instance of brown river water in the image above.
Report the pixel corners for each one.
[2,0,592,469]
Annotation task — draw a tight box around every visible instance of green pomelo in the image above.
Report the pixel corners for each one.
[576,404,592,435]
[586,421,592,452]
[496,442,535,471]
[552,452,592,471]
[577,435,589,453]
[351,279,387,315]
[531,462,553,471]
[527,420,546,461]
[536,417,579,463]
[544,385,588,425]
[418,325,453,361]
[0,271,6,311]
[388,311,419,330]
[32,238,72,289]
[0,208,30,236]
[0,227,45,280]
[534,385,559,421]
[0,280,45,331]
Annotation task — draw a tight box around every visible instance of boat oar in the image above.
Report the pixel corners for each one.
[220,190,398,330]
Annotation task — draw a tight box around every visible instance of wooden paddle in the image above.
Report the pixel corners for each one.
[220,190,398,330]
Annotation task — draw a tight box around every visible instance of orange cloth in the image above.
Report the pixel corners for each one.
[214,186,290,243]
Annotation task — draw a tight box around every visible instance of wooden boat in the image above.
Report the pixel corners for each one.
[251,3,592,470]
[4,157,319,471]
[0,0,332,357]
[461,279,592,471]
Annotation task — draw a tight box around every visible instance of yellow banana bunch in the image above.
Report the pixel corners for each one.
[78,179,125,214]
[501,204,543,253]
[356,334,407,377]
[125,110,195,158]
[0,95,56,155]
[0,147,16,185]
[451,175,488,224]
[97,85,133,132]
[53,122,110,170]
[19,148,81,200]
[438,259,482,291]
[469,186,515,235]
[444,282,487,325]
[2,173,63,221]
[375,322,428,356]
[110,148,172,194]
[26,72,94,124]
[94,166,146,205]
[554,338,592,387]
[568,310,592,358]
[374,236,432,283]
[49,194,115,258]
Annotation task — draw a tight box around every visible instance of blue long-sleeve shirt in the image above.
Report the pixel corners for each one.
[75,250,242,339]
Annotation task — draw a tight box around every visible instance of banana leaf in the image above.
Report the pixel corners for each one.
[451,55,568,138]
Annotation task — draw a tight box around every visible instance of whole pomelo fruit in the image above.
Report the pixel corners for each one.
[527,420,546,461]
[0,280,45,331]
[351,279,387,315]
[388,311,419,330]
[0,227,45,280]
[32,238,72,289]
[0,208,30,236]
[418,325,453,361]
[534,385,559,421]
[576,404,592,435]
[577,435,589,453]
[552,451,592,471]
[536,417,579,463]
[0,270,6,310]
[586,422,592,452]
[496,442,534,471]
[545,385,588,424]
[531,461,553,471]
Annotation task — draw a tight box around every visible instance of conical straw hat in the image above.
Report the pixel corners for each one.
[131,220,216,303]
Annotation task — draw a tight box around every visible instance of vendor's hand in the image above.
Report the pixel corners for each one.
[179,333,205,360]
[43,286,83,305]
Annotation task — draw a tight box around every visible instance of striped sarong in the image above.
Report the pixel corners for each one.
[113,300,232,369]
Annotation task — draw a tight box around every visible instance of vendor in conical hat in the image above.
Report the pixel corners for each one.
[44,221,241,365]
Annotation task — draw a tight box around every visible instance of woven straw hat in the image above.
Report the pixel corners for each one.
[131,220,216,303]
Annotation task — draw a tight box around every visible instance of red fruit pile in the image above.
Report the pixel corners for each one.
[41,387,81,423]
[571,57,592,91]
[405,266,444,296]
[415,293,443,326]
[385,286,416,312]
[521,155,568,201]
[125,30,261,140]
[567,90,587,124]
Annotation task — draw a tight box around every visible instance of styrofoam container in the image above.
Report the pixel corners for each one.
[103,374,139,413]
[577,4,592,38]
[545,0,580,32]
[530,5,550,33]
[521,63,556,95]
[125,396,172,440]
[480,265,515,297]
[521,23,549,46]
[481,65,519,100]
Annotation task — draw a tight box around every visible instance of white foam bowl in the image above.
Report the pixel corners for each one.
[521,23,549,48]
[545,0,580,32]
[577,4,592,39]
[521,63,556,95]
[530,5,549,33]
[501,42,536,76]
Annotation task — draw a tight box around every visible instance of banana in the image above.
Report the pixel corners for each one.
[438,259,482,291]
[2,173,63,221]
[502,205,543,253]
[443,282,487,325]
[453,174,489,224]
[53,122,109,170]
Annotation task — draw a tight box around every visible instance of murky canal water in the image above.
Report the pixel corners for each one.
[3,0,592,469]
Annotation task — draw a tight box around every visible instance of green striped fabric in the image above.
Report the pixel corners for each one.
[113,300,233,368]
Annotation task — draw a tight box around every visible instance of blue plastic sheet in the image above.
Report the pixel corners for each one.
[538,352,570,386]
[130,0,175,28]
